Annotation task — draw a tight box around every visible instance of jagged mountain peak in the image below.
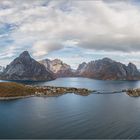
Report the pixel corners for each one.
[19,51,30,58]
[100,57,115,63]
[128,62,136,67]
[1,51,140,81]
[39,58,74,77]
[76,58,140,80]
[1,51,55,81]
[53,59,62,62]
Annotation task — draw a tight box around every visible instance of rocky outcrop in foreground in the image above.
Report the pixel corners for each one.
[126,89,140,97]
[0,82,93,100]
[0,51,55,81]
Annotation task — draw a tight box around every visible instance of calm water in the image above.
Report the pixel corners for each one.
[1,78,140,138]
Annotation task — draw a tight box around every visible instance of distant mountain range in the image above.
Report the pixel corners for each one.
[76,58,140,80]
[39,59,74,78]
[0,51,140,81]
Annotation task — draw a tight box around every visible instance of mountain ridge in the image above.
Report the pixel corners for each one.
[76,58,140,80]
[0,51,140,81]
[39,58,74,77]
[0,51,55,81]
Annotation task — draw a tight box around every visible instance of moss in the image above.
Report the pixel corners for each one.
[0,82,35,97]
[0,82,92,98]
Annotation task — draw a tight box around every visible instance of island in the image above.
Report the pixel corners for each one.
[126,88,140,97]
[0,82,94,100]
[0,82,139,100]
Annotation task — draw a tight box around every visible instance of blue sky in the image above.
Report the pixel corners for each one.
[1,0,140,69]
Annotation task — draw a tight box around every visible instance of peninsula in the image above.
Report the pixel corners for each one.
[0,82,93,100]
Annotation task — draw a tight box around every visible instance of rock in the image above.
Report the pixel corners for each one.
[1,51,140,81]
[0,51,55,81]
[126,88,140,97]
[126,62,140,80]
[0,66,5,73]
[39,58,74,77]
[76,57,140,80]
[76,62,87,75]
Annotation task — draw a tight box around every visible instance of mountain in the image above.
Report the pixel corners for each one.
[0,66,5,73]
[76,58,140,80]
[39,59,74,77]
[76,62,87,75]
[1,51,140,81]
[0,51,55,81]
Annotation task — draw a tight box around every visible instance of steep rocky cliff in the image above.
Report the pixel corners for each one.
[0,51,55,81]
[0,66,5,73]
[76,58,140,80]
[39,59,74,77]
[1,51,140,81]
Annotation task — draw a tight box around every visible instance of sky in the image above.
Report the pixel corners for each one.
[1,0,140,68]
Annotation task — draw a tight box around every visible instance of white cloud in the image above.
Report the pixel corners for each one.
[32,40,63,58]
[1,0,140,66]
[7,0,140,53]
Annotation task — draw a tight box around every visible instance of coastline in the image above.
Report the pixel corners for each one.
[0,82,139,100]
[0,95,35,100]
[0,82,93,100]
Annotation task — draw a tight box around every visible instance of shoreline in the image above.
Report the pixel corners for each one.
[0,95,35,100]
[0,82,140,100]
[0,82,94,100]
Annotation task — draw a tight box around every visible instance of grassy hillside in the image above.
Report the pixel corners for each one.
[0,82,35,97]
[0,82,91,98]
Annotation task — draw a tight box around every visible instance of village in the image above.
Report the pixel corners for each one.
[33,86,93,97]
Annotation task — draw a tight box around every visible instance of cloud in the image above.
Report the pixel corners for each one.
[1,0,140,66]
[8,1,140,52]
[32,40,63,58]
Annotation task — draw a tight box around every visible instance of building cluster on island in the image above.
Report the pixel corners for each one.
[126,88,140,97]
[0,51,140,99]
[0,82,93,99]
[34,86,92,96]
[0,81,139,99]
